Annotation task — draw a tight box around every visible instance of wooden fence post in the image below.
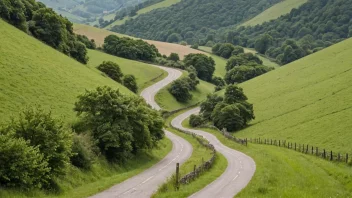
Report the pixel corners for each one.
[194,165,196,176]
[338,153,340,161]
[302,144,304,153]
[323,149,326,159]
[316,147,318,156]
[330,151,333,161]
[279,140,281,147]
[311,146,313,154]
[306,144,309,154]
[346,154,349,164]
[271,139,272,145]
[176,163,179,190]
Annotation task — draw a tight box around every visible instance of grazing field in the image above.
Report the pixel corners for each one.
[229,38,352,154]
[240,0,308,27]
[0,20,131,124]
[88,50,167,92]
[73,24,206,58]
[155,72,215,111]
[105,0,182,29]
[152,111,227,198]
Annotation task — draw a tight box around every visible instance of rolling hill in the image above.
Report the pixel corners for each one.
[233,38,352,153]
[240,0,308,27]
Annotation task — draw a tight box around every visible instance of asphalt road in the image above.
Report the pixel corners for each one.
[90,65,193,198]
[171,107,256,198]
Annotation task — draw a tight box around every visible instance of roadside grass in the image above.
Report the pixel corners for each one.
[181,119,352,197]
[232,38,352,154]
[155,72,215,111]
[88,50,168,92]
[240,0,308,27]
[0,20,131,124]
[152,111,227,198]
[105,0,181,29]
[0,138,172,198]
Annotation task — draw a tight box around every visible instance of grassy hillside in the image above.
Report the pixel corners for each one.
[73,24,205,58]
[105,0,181,29]
[0,20,131,123]
[233,38,352,154]
[88,50,167,92]
[240,0,308,27]
[156,72,215,111]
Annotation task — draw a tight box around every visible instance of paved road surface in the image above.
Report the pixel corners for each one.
[171,107,256,198]
[90,66,193,198]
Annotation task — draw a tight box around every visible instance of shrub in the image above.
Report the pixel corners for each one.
[97,61,124,83]
[70,133,97,170]
[191,43,199,49]
[179,41,187,46]
[168,53,180,62]
[189,115,203,127]
[0,132,49,189]
[225,66,273,84]
[123,74,138,93]
[168,78,192,102]
[8,108,73,177]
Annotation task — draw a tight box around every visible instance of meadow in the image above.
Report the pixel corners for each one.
[240,0,308,27]
[232,38,352,154]
[105,0,182,29]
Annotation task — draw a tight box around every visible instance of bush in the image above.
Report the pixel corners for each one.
[0,132,49,189]
[191,43,199,49]
[180,41,187,46]
[189,114,203,127]
[168,53,180,62]
[123,74,138,93]
[70,133,97,170]
[225,53,262,71]
[97,61,124,83]
[225,66,273,84]
[7,108,73,177]
[168,78,192,102]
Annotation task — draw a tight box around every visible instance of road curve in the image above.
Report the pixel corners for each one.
[90,65,193,198]
[171,107,256,198]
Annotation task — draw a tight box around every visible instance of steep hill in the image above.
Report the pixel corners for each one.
[0,20,131,123]
[73,24,206,58]
[234,38,352,153]
[240,0,308,27]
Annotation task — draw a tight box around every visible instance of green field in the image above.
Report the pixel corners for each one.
[153,111,227,198]
[155,72,215,111]
[88,50,167,92]
[0,20,132,124]
[226,38,352,154]
[105,0,181,29]
[240,0,308,27]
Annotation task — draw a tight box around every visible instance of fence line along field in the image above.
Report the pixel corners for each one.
[73,24,206,58]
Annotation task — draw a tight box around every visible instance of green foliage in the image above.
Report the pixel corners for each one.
[200,94,224,120]
[97,61,124,83]
[232,46,245,56]
[168,78,193,103]
[74,86,164,162]
[184,54,215,82]
[211,103,245,132]
[225,66,273,84]
[155,57,185,69]
[77,35,96,49]
[212,76,226,91]
[225,53,263,71]
[168,53,180,62]
[123,74,138,93]
[6,108,73,177]
[189,115,204,127]
[111,0,281,44]
[255,33,273,54]
[212,43,245,59]
[103,35,159,62]
[191,43,199,49]
[70,133,97,170]
[0,132,49,190]
[180,41,188,46]
[0,0,89,64]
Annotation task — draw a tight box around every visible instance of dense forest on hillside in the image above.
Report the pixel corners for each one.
[112,0,282,44]
[0,0,89,63]
[221,0,352,64]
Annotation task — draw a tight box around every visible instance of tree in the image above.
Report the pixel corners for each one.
[168,78,192,102]
[183,54,215,81]
[189,114,203,127]
[167,33,182,43]
[200,94,224,120]
[232,46,244,56]
[211,103,245,132]
[216,43,235,58]
[123,74,138,93]
[74,87,164,162]
[225,66,273,84]
[255,33,273,54]
[224,85,248,104]
[97,61,124,83]
[168,53,180,62]
[5,108,73,177]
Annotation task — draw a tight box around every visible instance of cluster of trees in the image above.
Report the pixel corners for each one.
[168,67,199,102]
[111,0,281,44]
[183,54,215,82]
[155,53,185,69]
[97,61,138,93]
[220,0,352,64]
[0,0,89,64]
[0,86,164,190]
[191,85,255,132]
[103,35,160,62]
[77,35,96,49]
[212,43,244,58]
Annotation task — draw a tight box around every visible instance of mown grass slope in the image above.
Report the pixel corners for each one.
[240,0,308,27]
[88,50,167,92]
[0,20,131,123]
[105,0,181,29]
[234,38,352,154]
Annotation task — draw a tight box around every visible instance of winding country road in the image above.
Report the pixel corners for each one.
[90,66,193,198]
[171,107,256,198]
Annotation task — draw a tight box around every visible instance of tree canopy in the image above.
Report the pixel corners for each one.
[183,54,215,82]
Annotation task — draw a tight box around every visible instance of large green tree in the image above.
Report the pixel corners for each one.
[183,54,215,81]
